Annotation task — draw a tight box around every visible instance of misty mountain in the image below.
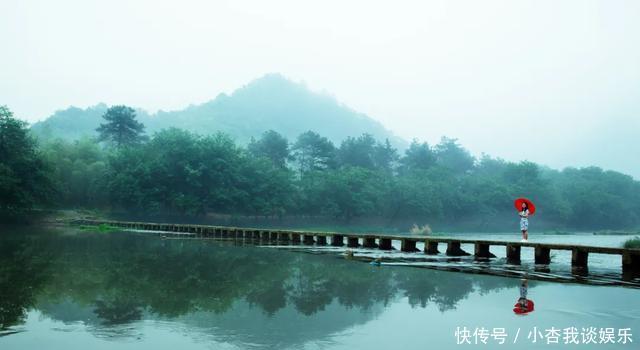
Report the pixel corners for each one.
[30,74,405,147]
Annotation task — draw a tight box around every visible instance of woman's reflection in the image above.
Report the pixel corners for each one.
[513,279,534,315]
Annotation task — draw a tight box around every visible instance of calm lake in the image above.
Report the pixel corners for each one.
[1,226,638,349]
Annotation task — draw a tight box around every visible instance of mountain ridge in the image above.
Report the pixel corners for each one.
[30,73,406,148]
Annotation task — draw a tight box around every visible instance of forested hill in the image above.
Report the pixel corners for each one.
[30,74,405,147]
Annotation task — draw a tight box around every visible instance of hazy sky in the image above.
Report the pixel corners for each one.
[2,0,639,178]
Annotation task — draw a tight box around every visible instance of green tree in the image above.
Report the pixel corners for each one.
[292,131,336,173]
[433,137,475,174]
[299,167,385,221]
[337,133,377,169]
[399,139,436,173]
[247,130,290,169]
[0,106,53,217]
[96,105,146,147]
[372,139,399,173]
[40,137,108,208]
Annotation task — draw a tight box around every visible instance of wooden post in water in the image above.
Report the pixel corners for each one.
[363,236,378,248]
[425,240,439,255]
[571,248,588,268]
[277,231,290,242]
[535,246,551,264]
[331,235,344,246]
[303,234,315,245]
[622,251,640,274]
[347,236,360,248]
[316,235,327,245]
[379,238,392,250]
[474,243,495,259]
[401,238,419,252]
[446,241,469,256]
[506,244,521,264]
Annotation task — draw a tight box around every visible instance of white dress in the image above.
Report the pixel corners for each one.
[519,209,529,231]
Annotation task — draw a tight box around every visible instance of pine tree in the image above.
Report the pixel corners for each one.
[96,105,146,147]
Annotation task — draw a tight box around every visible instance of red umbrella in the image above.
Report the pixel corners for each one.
[514,198,536,215]
[513,299,535,315]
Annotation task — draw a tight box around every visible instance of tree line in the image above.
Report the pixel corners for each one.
[2,104,639,230]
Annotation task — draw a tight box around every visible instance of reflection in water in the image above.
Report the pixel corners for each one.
[513,279,535,315]
[1,226,639,350]
[0,227,514,346]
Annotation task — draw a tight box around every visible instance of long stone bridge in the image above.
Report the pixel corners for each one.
[74,219,640,274]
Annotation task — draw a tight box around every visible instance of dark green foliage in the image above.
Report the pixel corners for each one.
[39,137,108,208]
[0,106,54,217]
[337,134,378,169]
[297,167,387,220]
[96,105,146,147]
[292,131,336,173]
[248,130,290,169]
[399,139,437,173]
[5,104,640,229]
[623,237,640,249]
[103,128,295,217]
[337,133,398,171]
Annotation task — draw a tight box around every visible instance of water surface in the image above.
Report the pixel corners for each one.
[0,226,638,349]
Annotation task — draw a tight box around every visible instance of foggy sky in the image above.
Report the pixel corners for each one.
[1,0,639,178]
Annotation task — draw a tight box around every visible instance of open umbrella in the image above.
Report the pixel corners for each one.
[514,198,536,215]
[513,299,535,315]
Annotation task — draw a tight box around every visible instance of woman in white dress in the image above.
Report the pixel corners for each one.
[519,202,529,242]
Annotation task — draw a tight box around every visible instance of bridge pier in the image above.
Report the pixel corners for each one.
[277,232,290,242]
[331,235,344,246]
[622,252,640,274]
[506,244,521,264]
[446,241,470,256]
[73,220,640,275]
[363,236,378,248]
[303,234,315,245]
[401,239,419,252]
[425,240,439,255]
[347,237,360,248]
[535,246,551,264]
[379,238,393,250]
[474,243,496,259]
[572,248,589,268]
